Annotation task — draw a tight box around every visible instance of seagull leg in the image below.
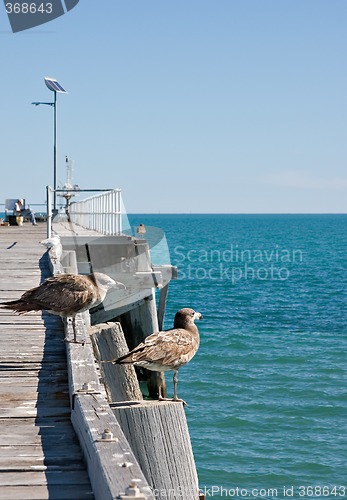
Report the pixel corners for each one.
[65,316,84,344]
[172,371,188,406]
[159,371,188,407]
[64,317,74,343]
[173,371,179,400]
[73,316,77,343]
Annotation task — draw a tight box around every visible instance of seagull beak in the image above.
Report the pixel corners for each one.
[113,281,126,290]
[194,312,203,320]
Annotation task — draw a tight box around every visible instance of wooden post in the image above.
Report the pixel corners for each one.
[89,322,143,403]
[112,400,200,500]
[118,293,167,399]
[157,283,169,331]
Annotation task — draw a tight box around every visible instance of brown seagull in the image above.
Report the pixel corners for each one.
[112,308,203,404]
[0,272,124,341]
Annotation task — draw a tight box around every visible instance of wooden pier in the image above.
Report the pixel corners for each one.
[0,225,94,500]
[0,222,201,500]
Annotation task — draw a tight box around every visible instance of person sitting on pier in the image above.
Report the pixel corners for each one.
[27,205,37,226]
[14,198,24,215]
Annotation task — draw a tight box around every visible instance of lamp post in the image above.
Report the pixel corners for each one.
[32,77,67,212]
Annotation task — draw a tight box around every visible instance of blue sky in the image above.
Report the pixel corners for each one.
[1,1,346,213]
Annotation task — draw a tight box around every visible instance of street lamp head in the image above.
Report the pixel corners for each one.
[31,101,54,106]
[44,77,67,94]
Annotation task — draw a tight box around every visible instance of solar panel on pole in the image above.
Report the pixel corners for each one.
[44,77,68,94]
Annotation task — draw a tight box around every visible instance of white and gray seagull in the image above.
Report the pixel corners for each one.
[40,235,63,263]
[0,272,124,342]
[111,308,203,405]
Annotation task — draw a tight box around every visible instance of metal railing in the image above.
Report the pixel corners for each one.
[46,187,123,238]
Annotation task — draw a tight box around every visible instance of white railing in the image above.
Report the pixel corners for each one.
[46,187,123,238]
[69,189,122,235]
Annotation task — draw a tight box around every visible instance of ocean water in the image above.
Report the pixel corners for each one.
[128,214,347,500]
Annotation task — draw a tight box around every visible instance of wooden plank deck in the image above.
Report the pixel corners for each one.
[0,225,94,500]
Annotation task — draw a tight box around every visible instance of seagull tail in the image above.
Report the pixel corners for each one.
[101,353,133,364]
[0,300,35,314]
[111,343,147,364]
[112,352,134,365]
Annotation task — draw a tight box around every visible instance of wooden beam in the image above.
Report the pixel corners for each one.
[72,393,153,500]
[112,400,200,500]
[157,283,169,331]
[89,322,143,403]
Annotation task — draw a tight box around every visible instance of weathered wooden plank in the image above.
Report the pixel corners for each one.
[0,391,68,403]
[0,396,69,409]
[0,283,43,291]
[0,378,67,388]
[0,363,67,372]
[90,322,143,403]
[0,470,92,486]
[0,322,55,332]
[65,339,102,406]
[0,406,71,418]
[112,400,200,500]
[63,313,90,344]
[0,373,67,382]
[0,329,62,337]
[0,484,94,500]
[0,340,65,350]
[0,343,65,354]
[0,276,42,282]
[71,393,154,500]
[0,444,83,462]
[0,355,68,363]
[0,347,62,357]
[0,464,87,473]
[0,348,66,358]
[0,320,48,327]
[0,418,80,445]
[0,316,63,325]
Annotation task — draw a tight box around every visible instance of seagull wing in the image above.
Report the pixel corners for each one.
[19,274,98,315]
[119,328,199,367]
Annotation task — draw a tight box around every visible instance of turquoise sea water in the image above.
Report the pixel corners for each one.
[128,214,347,500]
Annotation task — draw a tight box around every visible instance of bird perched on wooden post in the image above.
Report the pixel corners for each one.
[0,272,125,342]
[111,308,203,405]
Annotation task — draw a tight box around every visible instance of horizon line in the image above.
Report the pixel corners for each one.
[127,212,347,215]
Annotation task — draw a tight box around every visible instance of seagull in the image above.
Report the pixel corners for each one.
[136,223,146,234]
[0,272,125,342]
[112,308,203,405]
[40,235,63,263]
